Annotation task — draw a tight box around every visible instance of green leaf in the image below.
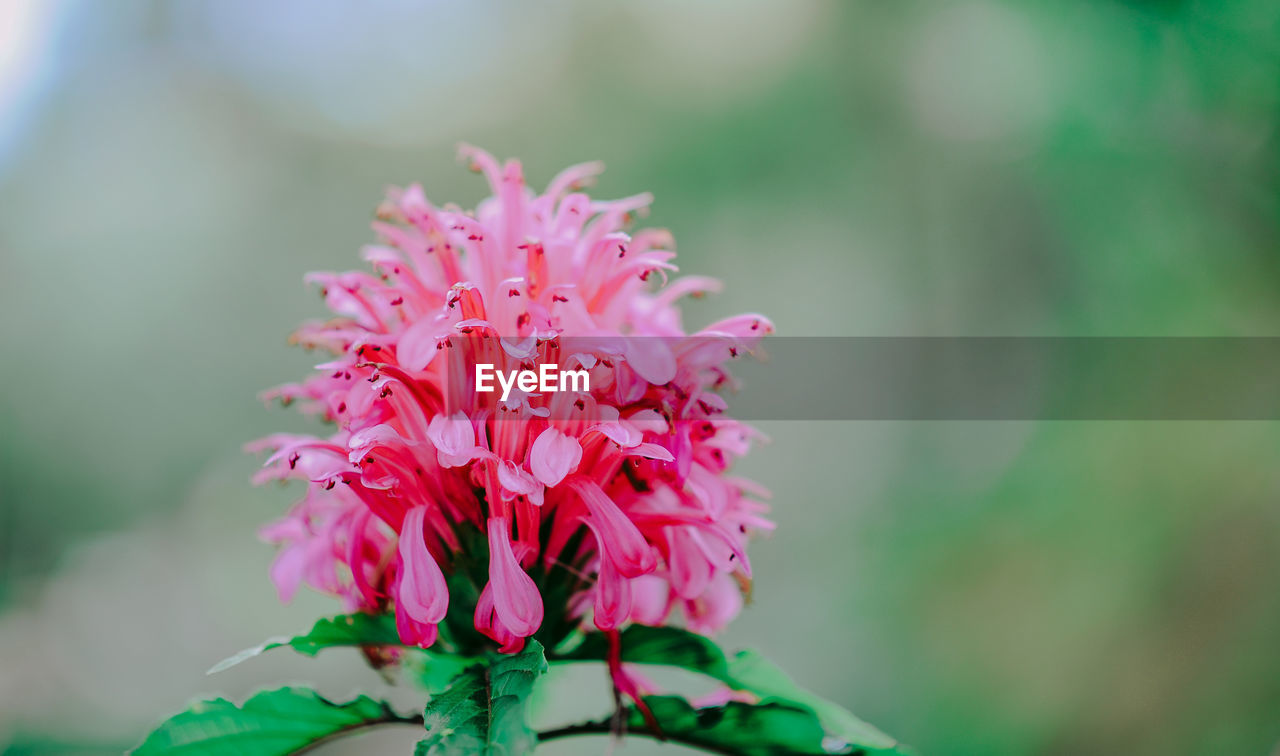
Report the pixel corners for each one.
[208,613,401,674]
[555,626,905,753]
[131,686,415,756]
[416,640,549,756]
[208,613,476,695]
[557,624,728,676]
[725,649,902,753]
[546,696,839,756]
[638,696,834,755]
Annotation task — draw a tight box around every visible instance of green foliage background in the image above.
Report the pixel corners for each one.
[1,2,1278,754]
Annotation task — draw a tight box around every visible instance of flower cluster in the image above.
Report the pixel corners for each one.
[253,147,773,653]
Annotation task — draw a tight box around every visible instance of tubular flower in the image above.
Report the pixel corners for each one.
[254,146,774,654]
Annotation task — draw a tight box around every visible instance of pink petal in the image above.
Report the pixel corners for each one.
[396,507,449,624]
[665,526,713,600]
[474,583,526,654]
[592,557,631,631]
[623,336,677,384]
[396,602,439,648]
[589,421,640,448]
[397,316,448,371]
[569,477,657,578]
[497,460,544,506]
[623,442,675,462]
[684,570,743,635]
[427,412,478,468]
[486,517,544,637]
[268,545,306,603]
[628,574,674,626]
[529,427,583,487]
[626,409,669,434]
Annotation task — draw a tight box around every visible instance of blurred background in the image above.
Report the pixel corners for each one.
[2,1,1279,754]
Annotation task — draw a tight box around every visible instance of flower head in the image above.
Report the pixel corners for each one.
[254,146,773,653]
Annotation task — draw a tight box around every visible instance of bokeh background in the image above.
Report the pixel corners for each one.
[2,1,1279,754]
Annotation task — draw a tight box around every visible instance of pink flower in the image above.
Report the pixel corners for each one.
[253,146,773,652]
[396,507,449,626]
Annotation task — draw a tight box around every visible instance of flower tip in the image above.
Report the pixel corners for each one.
[456,143,500,177]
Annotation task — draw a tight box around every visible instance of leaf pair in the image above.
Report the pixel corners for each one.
[136,642,548,756]
[556,625,905,754]
[545,695,843,756]
[135,614,912,755]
